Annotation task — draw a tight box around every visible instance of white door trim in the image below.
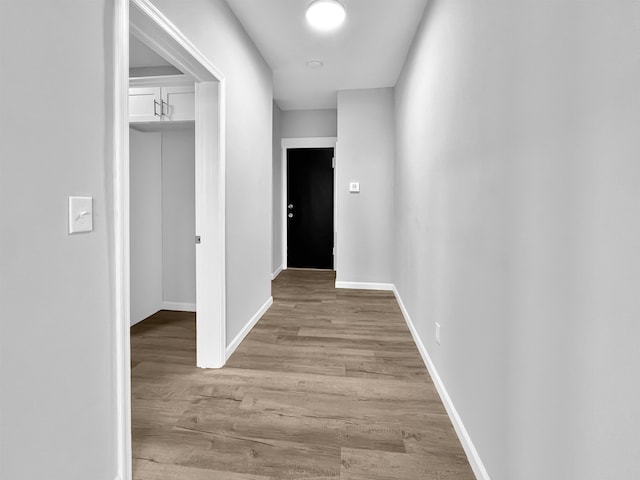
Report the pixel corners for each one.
[113,1,226,479]
[281,137,337,271]
[113,3,130,479]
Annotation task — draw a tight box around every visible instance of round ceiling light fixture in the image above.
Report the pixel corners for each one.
[306,60,324,69]
[306,0,346,31]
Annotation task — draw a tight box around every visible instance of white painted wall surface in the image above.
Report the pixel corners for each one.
[272,103,284,275]
[130,129,163,325]
[150,0,273,345]
[336,88,394,285]
[162,127,196,306]
[281,108,337,138]
[394,1,640,479]
[0,1,117,478]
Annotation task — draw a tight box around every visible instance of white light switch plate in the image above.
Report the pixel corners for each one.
[349,182,360,193]
[69,196,93,234]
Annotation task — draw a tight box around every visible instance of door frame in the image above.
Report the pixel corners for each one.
[281,137,337,271]
[113,1,227,479]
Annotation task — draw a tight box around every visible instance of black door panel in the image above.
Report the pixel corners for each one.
[287,148,334,269]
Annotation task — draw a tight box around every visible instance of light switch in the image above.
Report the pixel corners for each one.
[69,196,93,234]
[349,182,360,193]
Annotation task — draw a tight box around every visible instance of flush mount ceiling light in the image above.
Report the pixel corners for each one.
[306,0,346,31]
[306,60,324,69]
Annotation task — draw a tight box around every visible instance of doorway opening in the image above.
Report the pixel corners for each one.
[127,0,226,365]
[129,33,197,325]
[114,0,227,478]
[281,137,338,272]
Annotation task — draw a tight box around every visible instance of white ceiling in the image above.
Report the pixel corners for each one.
[225,0,428,111]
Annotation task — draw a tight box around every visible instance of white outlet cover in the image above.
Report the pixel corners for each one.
[69,196,93,234]
[349,182,360,193]
[435,322,441,345]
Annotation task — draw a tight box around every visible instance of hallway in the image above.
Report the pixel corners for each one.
[131,270,474,479]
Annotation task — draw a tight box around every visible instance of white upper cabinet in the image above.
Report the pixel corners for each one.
[161,86,195,122]
[129,86,162,122]
[129,76,194,124]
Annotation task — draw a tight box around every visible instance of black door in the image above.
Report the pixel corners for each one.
[287,148,334,269]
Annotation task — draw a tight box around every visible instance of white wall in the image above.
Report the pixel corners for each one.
[130,129,163,325]
[281,108,337,138]
[336,88,395,286]
[150,0,273,345]
[272,103,284,275]
[162,127,196,307]
[0,1,117,478]
[394,1,640,479]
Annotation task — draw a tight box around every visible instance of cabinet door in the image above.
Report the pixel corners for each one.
[161,86,195,122]
[129,87,161,123]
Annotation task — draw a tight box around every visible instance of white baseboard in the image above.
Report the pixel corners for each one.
[226,296,273,360]
[272,264,284,280]
[392,285,491,480]
[161,301,196,312]
[335,281,394,291]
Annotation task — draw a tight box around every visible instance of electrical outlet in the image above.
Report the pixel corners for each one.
[435,322,441,345]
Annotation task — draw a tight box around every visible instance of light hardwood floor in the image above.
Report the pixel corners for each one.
[131,269,475,479]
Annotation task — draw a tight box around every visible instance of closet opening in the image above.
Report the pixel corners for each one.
[129,36,198,332]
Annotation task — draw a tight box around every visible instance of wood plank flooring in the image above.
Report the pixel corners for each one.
[131,270,475,479]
